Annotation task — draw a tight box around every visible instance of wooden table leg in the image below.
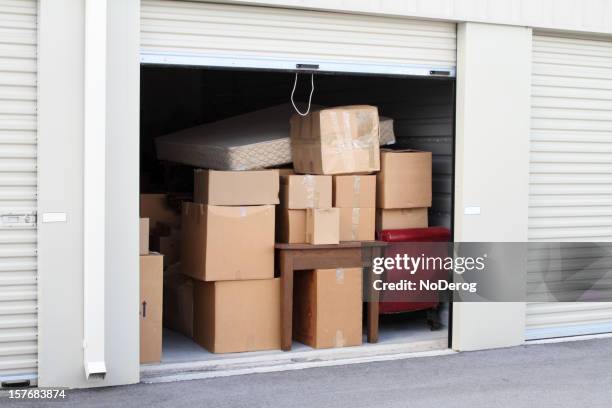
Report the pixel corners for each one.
[366,246,383,343]
[279,251,294,351]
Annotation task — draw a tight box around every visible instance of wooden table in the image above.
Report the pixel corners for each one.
[276,241,387,351]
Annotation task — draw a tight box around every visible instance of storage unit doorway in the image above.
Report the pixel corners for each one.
[138,0,457,379]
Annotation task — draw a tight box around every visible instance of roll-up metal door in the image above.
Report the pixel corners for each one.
[0,0,38,383]
[140,0,456,76]
[527,32,612,340]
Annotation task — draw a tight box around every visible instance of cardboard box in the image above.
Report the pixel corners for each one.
[193,278,281,353]
[277,208,307,244]
[163,265,194,338]
[140,193,181,231]
[140,253,164,363]
[339,207,375,241]
[290,106,380,175]
[306,208,340,245]
[293,268,362,349]
[280,175,332,209]
[376,208,428,231]
[333,175,376,208]
[376,150,432,209]
[194,169,279,206]
[181,202,274,281]
[140,218,150,255]
[151,229,181,268]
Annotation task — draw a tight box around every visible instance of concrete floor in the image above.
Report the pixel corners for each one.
[5,337,611,408]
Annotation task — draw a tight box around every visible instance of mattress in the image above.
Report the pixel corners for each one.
[155,104,395,171]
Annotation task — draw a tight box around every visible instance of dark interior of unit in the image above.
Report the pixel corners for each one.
[140,66,455,228]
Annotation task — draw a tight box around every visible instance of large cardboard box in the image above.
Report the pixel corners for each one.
[194,169,279,206]
[306,208,340,245]
[277,208,307,244]
[339,207,375,241]
[293,268,362,349]
[181,202,274,281]
[376,150,432,209]
[280,175,332,209]
[290,106,380,175]
[140,218,149,255]
[193,278,281,353]
[163,265,194,338]
[140,193,181,231]
[140,253,164,363]
[333,175,376,208]
[376,208,428,231]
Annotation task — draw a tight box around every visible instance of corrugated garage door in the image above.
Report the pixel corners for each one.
[0,0,37,383]
[527,32,612,340]
[140,0,456,75]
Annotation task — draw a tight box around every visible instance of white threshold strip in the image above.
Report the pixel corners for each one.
[141,338,452,384]
[526,331,612,345]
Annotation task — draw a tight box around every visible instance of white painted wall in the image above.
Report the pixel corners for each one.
[216,0,612,35]
[37,0,140,387]
[451,22,531,351]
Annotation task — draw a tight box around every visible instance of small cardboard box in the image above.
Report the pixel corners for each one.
[193,278,281,353]
[181,202,274,281]
[140,193,181,231]
[376,208,428,231]
[194,169,279,206]
[306,208,340,245]
[339,207,375,241]
[151,228,181,268]
[163,265,194,338]
[293,268,362,349]
[280,175,332,209]
[140,253,164,363]
[333,175,376,208]
[140,218,150,255]
[277,208,307,244]
[376,150,432,209]
[290,106,380,175]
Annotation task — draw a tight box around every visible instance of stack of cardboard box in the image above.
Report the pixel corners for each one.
[139,217,164,364]
[181,169,282,353]
[376,149,432,231]
[285,105,383,348]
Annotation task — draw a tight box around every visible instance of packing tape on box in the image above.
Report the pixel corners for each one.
[240,207,247,217]
[302,175,319,208]
[351,208,360,240]
[335,330,345,348]
[336,268,345,283]
[352,176,361,208]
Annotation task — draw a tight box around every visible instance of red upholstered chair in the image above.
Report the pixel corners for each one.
[377,227,451,330]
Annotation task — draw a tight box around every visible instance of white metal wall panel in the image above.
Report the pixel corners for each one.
[140,0,456,73]
[0,0,38,382]
[527,32,612,340]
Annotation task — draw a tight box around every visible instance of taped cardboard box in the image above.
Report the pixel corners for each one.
[194,169,279,206]
[140,193,181,231]
[293,268,362,349]
[333,175,376,208]
[193,278,281,353]
[376,208,428,231]
[163,264,194,338]
[306,208,340,245]
[280,175,332,209]
[290,106,380,175]
[377,150,432,209]
[181,202,274,281]
[140,253,164,363]
[140,218,149,255]
[339,207,375,241]
[277,208,307,244]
